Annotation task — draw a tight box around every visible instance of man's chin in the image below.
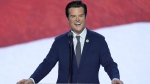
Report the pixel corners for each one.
[73,29,84,34]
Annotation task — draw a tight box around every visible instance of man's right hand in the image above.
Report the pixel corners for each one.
[17,79,34,84]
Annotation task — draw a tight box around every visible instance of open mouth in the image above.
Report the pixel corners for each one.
[74,22,81,26]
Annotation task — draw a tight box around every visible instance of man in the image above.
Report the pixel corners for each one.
[17,1,123,84]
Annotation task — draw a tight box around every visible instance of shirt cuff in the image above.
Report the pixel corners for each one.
[112,78,120,81]
[29,78,35,84]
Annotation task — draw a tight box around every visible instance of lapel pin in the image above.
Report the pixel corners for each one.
[86,39,89,43]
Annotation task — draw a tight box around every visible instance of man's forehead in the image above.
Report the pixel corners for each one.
[69,7,84,13]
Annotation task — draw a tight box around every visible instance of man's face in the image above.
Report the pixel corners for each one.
[68,7,86,35]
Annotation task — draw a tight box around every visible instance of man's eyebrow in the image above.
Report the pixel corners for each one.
[70,15,75,16]
[80,14,84,15]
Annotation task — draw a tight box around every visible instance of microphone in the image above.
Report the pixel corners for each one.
[68,31,73,83]
[68,32,73,41]
[68,31,73,37]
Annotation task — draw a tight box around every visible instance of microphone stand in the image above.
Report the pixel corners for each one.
[68,32,73,84]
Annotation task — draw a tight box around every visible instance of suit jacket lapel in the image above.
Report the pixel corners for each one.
[79,29,92,69]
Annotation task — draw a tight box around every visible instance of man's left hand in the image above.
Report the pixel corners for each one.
[112,79,123,84]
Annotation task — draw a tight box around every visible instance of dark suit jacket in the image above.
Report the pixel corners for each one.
[30,29,120,83]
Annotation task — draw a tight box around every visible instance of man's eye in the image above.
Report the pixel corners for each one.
[80,15,84,17]
[71,16,75,18]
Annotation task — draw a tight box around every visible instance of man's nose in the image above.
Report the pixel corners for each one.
[76,16,80,21]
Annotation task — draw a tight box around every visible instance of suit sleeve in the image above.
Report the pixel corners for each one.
[99,37,120,80]
[30,38,59,83]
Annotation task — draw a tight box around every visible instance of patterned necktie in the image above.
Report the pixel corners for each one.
[76,36,81,67]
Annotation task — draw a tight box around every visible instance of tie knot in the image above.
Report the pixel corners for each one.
[76,36,80,41]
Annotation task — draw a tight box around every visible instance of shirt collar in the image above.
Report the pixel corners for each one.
[71,28,87,39]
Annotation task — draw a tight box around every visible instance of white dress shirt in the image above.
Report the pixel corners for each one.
[71,28,87,55]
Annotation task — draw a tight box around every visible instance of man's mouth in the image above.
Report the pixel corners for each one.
[74,22,81,26]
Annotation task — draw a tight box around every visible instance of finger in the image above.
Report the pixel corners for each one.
[111,80,116,84]
[118,81,123,84]
[117,80,123,84]
[24,80,30,84]
[17,79,27,84]
[24,79,33,84]
[121,81,124,84]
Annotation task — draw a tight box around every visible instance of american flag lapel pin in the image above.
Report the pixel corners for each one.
[86,39,89,43]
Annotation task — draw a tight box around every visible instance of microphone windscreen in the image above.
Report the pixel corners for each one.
[68,32,73,37]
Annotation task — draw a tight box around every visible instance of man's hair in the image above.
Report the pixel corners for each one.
[65,1,87,18]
